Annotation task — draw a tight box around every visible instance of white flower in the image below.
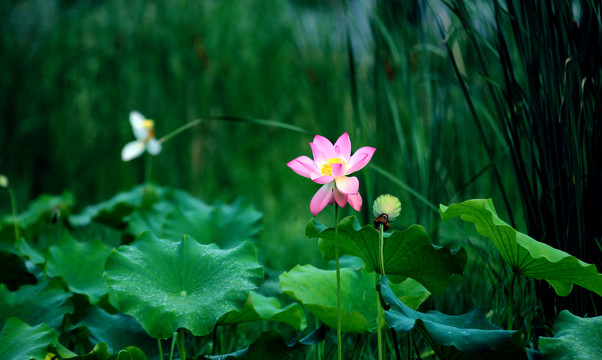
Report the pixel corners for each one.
[121,111,162,162]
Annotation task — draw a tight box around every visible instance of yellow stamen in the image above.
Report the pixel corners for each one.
[321,158,346,176]
[142,119,155,140]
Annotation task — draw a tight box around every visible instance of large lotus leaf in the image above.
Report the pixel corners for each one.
[0,249,37,290]
[380,276,526,357]
[104,231,264,339]
[160,198,262,249]
[204,326,325,360]
[124,187,215,236]
[69,185,164,228]
[125,193,261,250]
[0,192,74,243]
[279,264,429,333]
[76,307,156,354]
[306,216,466,294]
[71,185,205,231]
[440,199,602,296]
[218,291,307,330]
[0,317,59,360]
[0,278,73,329]
[539,310,602,359]
[46,235,113,304]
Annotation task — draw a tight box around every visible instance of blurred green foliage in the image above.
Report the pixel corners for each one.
[1,0,338,270]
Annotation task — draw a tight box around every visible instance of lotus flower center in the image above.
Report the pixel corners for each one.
[321,158,346,176]
[142,119,155,140]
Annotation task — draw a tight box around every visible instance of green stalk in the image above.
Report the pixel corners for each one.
[158,116,306,144]
[334,205,342,360]
[507,271,516,330]
[376,225,385,360]
[376,274,383,360]
[315,316,322,360]
[157,338,163,360]
[379,225,386,276]
[212,325,218,355]
[159,119,203,144]
[169,331,177,360]
[8,186,20,241]
[179,328,186,360]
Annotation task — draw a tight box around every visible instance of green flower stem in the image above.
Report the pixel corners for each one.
[334,205,342,360]
[169,331,177,360]
[376,224,385,360]
[379,225,386,276]
[8,186,20,241]
[507,271,517,330]
[179,328,186,360]
[158,116,307,145]
[315,316,323,360]
[212,325,218,355]
[376,274,383,360]
[157,338,163,360]
[159,119,204,144]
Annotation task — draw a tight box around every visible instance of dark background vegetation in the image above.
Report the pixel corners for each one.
[1,0,600,348]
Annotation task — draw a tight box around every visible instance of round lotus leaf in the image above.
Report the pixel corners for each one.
[104,231,263,339]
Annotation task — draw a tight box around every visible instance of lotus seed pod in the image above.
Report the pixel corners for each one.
[372,194,401,220]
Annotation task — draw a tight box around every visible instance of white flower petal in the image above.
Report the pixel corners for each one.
[146,139,162,155]
[129,111,148,140]
[121,140,146,161]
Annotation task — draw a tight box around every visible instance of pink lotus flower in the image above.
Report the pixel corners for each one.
[288,132,376,216]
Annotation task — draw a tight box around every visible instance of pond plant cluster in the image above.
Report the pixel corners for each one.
[0,119,601,360]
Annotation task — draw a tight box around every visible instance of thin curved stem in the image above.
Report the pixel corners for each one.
[159,119,203,144]
[158,116,307,144]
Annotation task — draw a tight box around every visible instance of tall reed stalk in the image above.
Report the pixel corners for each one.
[445,0,602,319]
